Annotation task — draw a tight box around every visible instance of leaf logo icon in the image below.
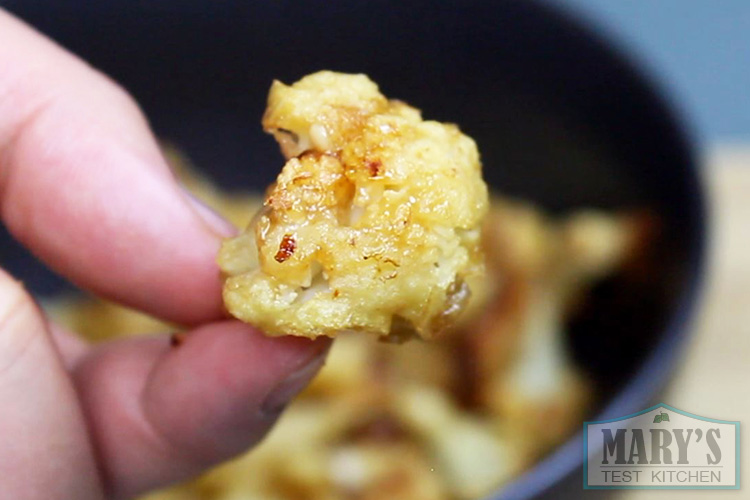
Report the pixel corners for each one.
[653,412,670,423]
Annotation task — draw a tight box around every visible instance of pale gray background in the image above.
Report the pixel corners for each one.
[557,0,749,144]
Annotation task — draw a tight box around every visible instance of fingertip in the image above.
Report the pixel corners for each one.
[5,124,231,324]
[0,11,237,325]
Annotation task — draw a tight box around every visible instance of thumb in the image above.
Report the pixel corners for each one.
[0,269,102,499]
[72,321,330,499]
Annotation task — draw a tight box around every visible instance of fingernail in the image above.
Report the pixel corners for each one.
[261,346,329,417]
[181,187,237,238]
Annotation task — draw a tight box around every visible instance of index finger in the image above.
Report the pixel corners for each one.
[0,9,236,325]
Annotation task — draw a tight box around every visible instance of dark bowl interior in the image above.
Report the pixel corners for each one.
[0,1,705,498]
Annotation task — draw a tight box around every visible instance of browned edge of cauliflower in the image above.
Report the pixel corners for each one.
[218,71,489,340]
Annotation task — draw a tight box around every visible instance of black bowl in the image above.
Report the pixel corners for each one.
[0,1,706,498]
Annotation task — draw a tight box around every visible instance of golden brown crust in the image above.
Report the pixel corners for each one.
[218,72,489,340]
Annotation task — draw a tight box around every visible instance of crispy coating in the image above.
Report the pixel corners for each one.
[218,71,489,340]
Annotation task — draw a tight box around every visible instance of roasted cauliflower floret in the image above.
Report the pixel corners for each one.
[218,71,489,340]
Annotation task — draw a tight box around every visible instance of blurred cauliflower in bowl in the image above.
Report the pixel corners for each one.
[47,143,653,500]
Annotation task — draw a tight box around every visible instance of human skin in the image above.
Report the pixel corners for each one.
[0,9,329,500]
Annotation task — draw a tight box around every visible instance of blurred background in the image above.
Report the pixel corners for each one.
[559,0,750,144]
[558,1,749,498]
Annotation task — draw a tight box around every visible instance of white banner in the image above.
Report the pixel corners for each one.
[584,404,739,489]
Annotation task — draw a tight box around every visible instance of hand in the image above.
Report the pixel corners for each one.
[0,10,330,500]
